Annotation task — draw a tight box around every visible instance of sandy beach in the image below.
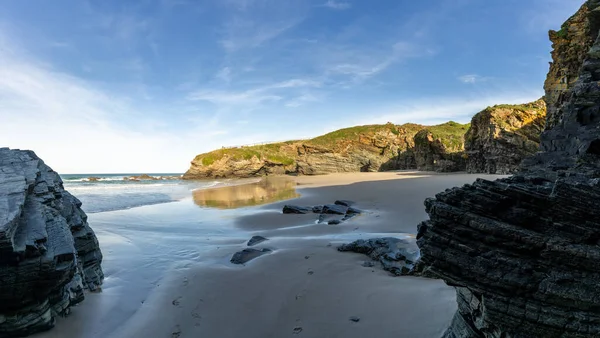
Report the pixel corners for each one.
[36,171,504,338]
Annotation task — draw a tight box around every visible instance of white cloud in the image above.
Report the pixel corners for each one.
[325,41,436,83]
[219,0,307,52]
[187,78,321,106]
[216,66,232,82]
[0,32,225,173]
[342,92,544,129]
[458,74,487,84]
[323,0,351,10]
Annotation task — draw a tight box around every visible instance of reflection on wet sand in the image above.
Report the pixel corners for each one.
[193,177,300,209]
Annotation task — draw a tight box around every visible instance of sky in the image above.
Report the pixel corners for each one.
[0,0,585,173]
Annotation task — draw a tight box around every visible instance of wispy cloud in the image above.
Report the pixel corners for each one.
[0,31,226,173]
[188,78,321,106]
[322,0,351,10]
[324,41,436,84]
[458,74,488,84]
[219,0,307,52]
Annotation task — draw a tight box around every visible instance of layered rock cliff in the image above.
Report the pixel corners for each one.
[413,121,469,172]
[0,148,103,337]
[183,122,470,179]
[416,1,600,337]
[544,1,598,130]
[465,99,547,174]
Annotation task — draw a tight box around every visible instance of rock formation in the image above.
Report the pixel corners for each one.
[183,122,471,179]
[416,1,600,337]
[465,99,547,174]
[0,148,103,337]
[413,121,469,172]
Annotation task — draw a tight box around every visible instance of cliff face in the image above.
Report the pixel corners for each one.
[544,1,598,130]
[0,148,103,337]
[416,1,600,337]
[413,122,469,172]
[183,122,470,179]
[465,99,547,174]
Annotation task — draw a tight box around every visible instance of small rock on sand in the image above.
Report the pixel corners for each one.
[334,200,355,207]
[230,248,272,264]
[247,235,268,246]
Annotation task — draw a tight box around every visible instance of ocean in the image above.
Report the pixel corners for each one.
[60,173,260,213]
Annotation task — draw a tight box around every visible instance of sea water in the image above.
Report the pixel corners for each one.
[60,173,253,213]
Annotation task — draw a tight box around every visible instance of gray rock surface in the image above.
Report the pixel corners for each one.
[230,248,272,264]
[247,236,268,247]
[416,2,600,337]
[337,238,419,276]
[282,205,312,214]
[0,148,103,337]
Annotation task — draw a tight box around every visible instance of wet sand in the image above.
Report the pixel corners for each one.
[36,171,504,338]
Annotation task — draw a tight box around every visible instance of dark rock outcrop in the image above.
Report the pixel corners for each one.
[282,205,312,214]
[416,2,600,337]
[282,201,362,225]
[338,238,419,276]
[247,236,268,247]
[0,148,104,337]
[230,248,272,264]
[465,99,547,174]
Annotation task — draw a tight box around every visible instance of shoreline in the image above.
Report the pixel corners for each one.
[37,171,505,338]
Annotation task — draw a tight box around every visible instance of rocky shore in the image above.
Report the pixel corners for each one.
[415,1,600,337]
[184,102,548,179]
[0,148,103,337]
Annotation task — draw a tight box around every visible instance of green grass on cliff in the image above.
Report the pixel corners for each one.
[197,144,295,166]
[193,121,469,166]
[307,123,420,147]
[415,121,470,151]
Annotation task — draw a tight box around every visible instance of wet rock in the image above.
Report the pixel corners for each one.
[230,248,272,264]
[311,205,324,213]
[321,204,348,215]
[334,200,355,207]
[247,236,268,246]
[345,207,362,215]
[338,238,418,276]
[328,219,342,225]
[282,205,312,214]
[417,2,600,337]
[0,148,104,337]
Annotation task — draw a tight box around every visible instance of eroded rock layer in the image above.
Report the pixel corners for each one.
[416,1,600,337]
[0,148,103,337]
[465,99,546,174]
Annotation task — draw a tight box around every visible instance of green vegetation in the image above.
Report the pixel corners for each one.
[555,27,568,39]
[194,121,470,166]
[196,144,295,166]
[417,121,471,151]
[308,124,398,147]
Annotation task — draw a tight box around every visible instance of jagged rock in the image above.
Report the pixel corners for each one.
[327,219,342,225]
[416,2,600,337]
[230,248,272,264]
[413,122,469,172]
[247,236,268,246]
[345,207,362,215]
[282,205,312,214]
[0,148,103,337]
[182,123,462,179]
[334,200,355,207]
[338,238,419,276]
[465,99,547,174]
[311,205,324,213]
[321,204,348,215]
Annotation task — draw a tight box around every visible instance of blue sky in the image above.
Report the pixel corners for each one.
[0,0,584,173]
